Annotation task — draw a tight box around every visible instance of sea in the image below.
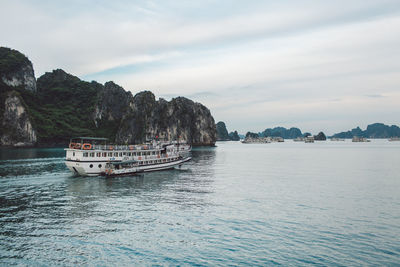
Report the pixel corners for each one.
[0,140,399,266]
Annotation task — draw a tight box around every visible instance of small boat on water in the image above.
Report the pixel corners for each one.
[352,136,371,142]
[330,138,345,141]
[305,136,314,143]
[65,137,191,176]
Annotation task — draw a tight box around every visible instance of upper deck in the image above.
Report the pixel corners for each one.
[66,137,189,151]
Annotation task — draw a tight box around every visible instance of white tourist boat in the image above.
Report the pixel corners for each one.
[65,137,191,176]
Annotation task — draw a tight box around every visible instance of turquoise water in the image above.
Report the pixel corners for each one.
[1,141,400,265]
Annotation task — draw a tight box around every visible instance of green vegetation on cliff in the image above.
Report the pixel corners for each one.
[11,69,119,144]
[0,47,31,74]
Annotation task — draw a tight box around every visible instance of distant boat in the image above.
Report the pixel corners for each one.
[330,138,345,141]
[305,136,314,143]
[388,137,400,141]
[241,137,271,144]
[241,136,284,144]
[352,136,371,142]
[293,137,305,142]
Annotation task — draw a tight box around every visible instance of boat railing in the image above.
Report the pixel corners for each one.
[69,142,188,151]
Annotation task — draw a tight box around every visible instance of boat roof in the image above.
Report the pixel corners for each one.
[72,137,108,141]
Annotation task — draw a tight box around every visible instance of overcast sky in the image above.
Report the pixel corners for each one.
[1,0,400,135]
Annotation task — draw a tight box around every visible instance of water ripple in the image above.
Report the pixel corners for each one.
[0,143,399,265]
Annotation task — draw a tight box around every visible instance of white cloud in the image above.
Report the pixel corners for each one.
[1,0,400,134]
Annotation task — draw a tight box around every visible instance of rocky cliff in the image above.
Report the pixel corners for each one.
[216,121,240,141]
[0,47,36,92]
[0,47,216,146]
[216,121,230,141]
[0,91,37,146]
[116,92,216,145]
[0,47,37,146]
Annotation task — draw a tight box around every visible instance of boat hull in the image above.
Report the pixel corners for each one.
[104,157,192,177]
[66,157,192,177]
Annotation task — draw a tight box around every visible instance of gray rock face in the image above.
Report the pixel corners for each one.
[1,64,36,92]
[116,92,216,146]
[0,91,37,146]
[0,47,36,92]
[94,81,133,126]
[216,121,230,141]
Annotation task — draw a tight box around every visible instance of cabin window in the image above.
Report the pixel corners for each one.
[102,152,106,157]
[114,152,118,157]
[133,152,136,156]
[83,152,88,157]
[96,152,101,157]
[98,164,102,168]
[73,152,75,157]
[127,152,131,156]
[123,152,126,156]
[90,152,95,157]
[89,164,93,168]
[119,152,123,157]
[108,152,112,157]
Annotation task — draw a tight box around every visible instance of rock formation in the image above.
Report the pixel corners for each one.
[216,121,230,141]
[0,47,36,92]
[116,93,216,145]
[0,47,216,146]
[0,48,37,146]
[0,91,37,146]
[260,127,302,139]
[216,121,241,141]
[314,132,326,141]
[228,131,240,141]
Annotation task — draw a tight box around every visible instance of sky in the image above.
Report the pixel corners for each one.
[1,0,400,135]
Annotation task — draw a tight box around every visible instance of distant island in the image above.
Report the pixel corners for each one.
[0,47,217,147]
[216,121,240,141]
[332,123,400,138]
[245,127,325,140]
[220,123,400,142]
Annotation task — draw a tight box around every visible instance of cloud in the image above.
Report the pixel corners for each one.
[1,0,400,134]
[365,94,385,98]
